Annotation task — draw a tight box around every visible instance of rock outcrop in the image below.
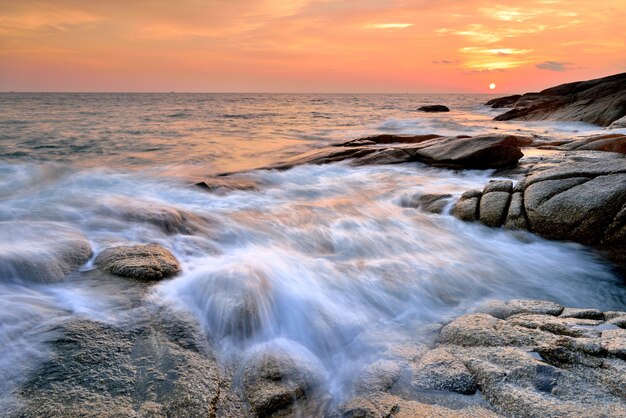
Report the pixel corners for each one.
[485,94,521,108]
[417,105,450,112]
[452,155,626,270]
[95,243,181,281]
[0,221,92,283]
[535,133,626,154]
[431,301,626,417]
[609,115,626,129]
[487,72,626,126]
[265,133,530,171]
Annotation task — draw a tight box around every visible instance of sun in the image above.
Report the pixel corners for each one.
[489,83,496,90]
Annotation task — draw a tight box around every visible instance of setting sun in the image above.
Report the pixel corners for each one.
[489,83,497,90]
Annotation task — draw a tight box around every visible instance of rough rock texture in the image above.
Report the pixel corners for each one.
[412,348,476,394]
[452,155,626,270]
[489,72,626,126]
[417,105,450,112]
[242,347,327,417]
[0,221,92,283]
[94,243,181,281]
[260,133,528,171]
[536,134,626,155]
[432,301,626,417]
[15,309,220,417]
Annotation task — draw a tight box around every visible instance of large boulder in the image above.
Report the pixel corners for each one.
[15,310,220,417]
[94,243,181,281]
[251,133,527,172]
[0,221,92,283]
[492,72,626,126]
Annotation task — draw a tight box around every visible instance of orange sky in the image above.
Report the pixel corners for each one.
[1,0,625,93]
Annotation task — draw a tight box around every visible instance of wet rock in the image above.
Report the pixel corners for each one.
[431,302,626,417]
[195,177,259,193]
[354,359,407,394]
[485,94,522,108]
[560,308,605,320]
[609,115,626,129]
[412,348,476,394]
[0,221,92,283]
[483,180,513,194]
[503,192,527,230]
[339,134,441,147]
[417,105,450,112]
[479,299,564,319]
[265,133,524,171]
[493,72,626,126]
[399,193,452,214]
[17,310,220,417]
[242,347,325,417]
[95,243,181,281]
[451,190,481,222]
[479,191,510,227]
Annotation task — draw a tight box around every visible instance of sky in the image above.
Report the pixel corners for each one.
[1,0,625,93]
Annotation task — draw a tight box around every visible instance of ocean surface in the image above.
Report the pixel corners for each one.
[1,93,625,407]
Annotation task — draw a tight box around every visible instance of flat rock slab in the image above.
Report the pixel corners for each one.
[264,133,527,171]
[95,243,181,281]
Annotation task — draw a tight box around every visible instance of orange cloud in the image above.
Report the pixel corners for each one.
[0,0,625,92]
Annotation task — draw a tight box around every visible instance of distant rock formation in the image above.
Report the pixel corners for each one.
[486,72,626,126]
[417,105,450,112]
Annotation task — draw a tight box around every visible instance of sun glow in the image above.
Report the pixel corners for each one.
[489,83,496,90]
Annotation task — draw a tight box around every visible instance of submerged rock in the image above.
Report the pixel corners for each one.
[95,243,181,281]
[417,105,450,112]
[492,72,626,126]
[399,193,452,214]
[0,221,92,283]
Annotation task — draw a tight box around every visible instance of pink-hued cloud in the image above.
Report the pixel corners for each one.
[1,0,624,92]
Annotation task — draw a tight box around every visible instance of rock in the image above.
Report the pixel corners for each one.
[339,134,441,147]
[483,180,513,194]
[94,243,181,281]
[399,193,452,214]
[560,308,605,320]
[261,133,525,171]
[242,346,325,417]
[417,105,450,112]
[0,221,92,283]
[493,72,626,126]
[451,191,480,222]
[17,310,220,417]
[479,299,564,319]
[452,156,626,268]
[412,348,476,394]
[485,94,522,108]
[479,191,510,227]
[195,177,259,193]
[537,134,626,154]
[353,359,407,394]
[602,329,626,359]
[609,115,626,129]
[430,301,626,417]
[503,192,528,230]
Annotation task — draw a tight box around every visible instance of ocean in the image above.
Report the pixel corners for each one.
[1,93,624,406]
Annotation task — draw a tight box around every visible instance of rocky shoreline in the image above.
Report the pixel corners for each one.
[5,80,626,416]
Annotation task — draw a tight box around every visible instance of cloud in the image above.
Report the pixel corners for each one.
[368,23,412,29]
[432,59,460,64]
[535,61,574,71]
